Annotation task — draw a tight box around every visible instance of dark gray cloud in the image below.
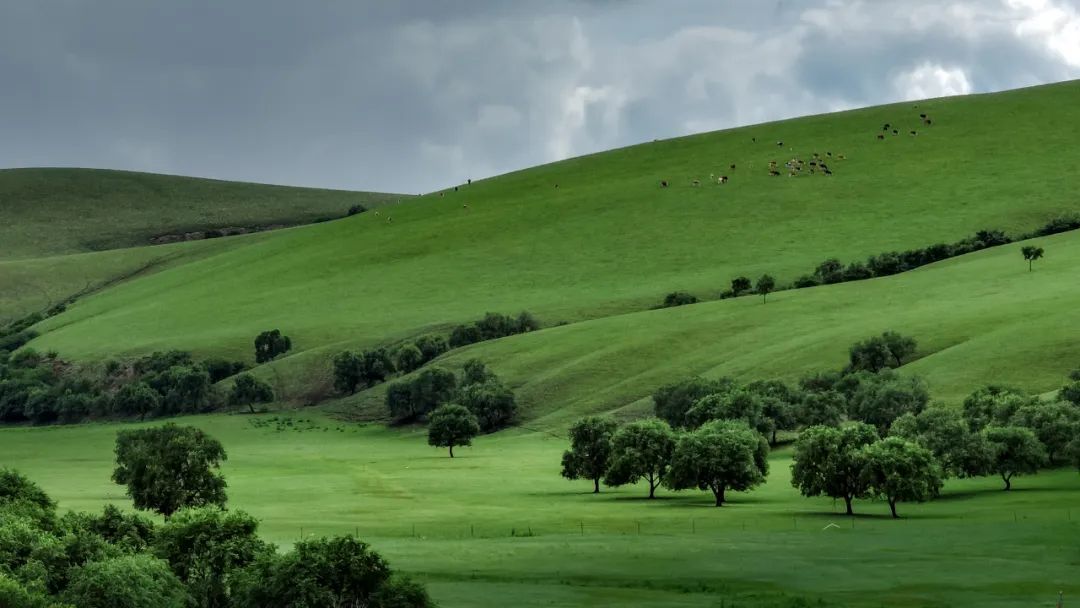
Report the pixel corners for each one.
[1,0,1078,193]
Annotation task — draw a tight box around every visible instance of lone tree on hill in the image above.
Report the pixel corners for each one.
[254,329,292,363]
[112,424,228,518]
[860,437,943,518]
[229,373,274,413]
[756,274,776,303]
[790,423,879,515]
[561,416,618,493]
[983,425,1047,490]
[427,404,480,457]
[604,418,676,498]
[666,420,769,506]
[1021,245,1044,271]
[731,276,751,296]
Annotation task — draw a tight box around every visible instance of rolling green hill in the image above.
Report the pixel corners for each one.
[23,81,1080,402]
[0,168,406,258]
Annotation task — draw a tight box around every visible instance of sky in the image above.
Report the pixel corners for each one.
[2,0,1079,194]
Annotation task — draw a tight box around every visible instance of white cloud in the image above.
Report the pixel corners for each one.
[893,63,974,100]
[1009,0,1080,67]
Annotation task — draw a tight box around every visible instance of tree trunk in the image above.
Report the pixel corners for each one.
[844,495,854,515]
[1029,260,1033,271]
[762,293,767,303]
[888,498,898,519]
[449,444,455,458]
[1002,472,1011,490]
[771,428,777,445]
[593,478,600,494]
[647,474,657,498]
[713,485,726,507]
[248,403,255,415]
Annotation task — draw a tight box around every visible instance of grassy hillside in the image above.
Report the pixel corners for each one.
[1,413,1076,607]
[25,81,1080,376]
[0,168,406,258]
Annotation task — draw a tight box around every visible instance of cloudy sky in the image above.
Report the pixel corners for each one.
[2,1,1079,193]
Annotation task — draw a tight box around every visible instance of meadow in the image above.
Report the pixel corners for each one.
[1,413,1076,607]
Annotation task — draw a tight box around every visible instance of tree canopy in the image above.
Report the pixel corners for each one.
[860,437,943,518]
[604,419,676,498]
[560,416,618,493]
[666,420,769,506]
[790,423,879,515]
[427,404,480,457]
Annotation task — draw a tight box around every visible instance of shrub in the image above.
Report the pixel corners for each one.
[413,335,448,363]
[448,324,482,348]
[229,374,274,413]
[202,359,246,383]
[347,204,367,216]
[385,368,457,423]
[456,380,517,432]
[62,554,187,608]
[394,344,424,374]
[662,292,698,307]
[111,382,160,420]
[254,330,292,364]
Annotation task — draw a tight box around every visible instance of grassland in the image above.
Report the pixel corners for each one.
[23,81,1080,376]
[1,413,1076,607]
[0,168,406,259]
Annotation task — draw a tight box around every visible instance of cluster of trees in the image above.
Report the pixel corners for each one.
[333,335,448,395]
[668,274,778,309]
[0,426,431,608]
[560,416,768,505]
[448,311,539,348]
[380,360,516,455]
[0,348,269,426]
[253,329,292,364]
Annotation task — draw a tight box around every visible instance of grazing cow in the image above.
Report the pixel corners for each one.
[720,175,729,183]
[769,170,781,176]
[924,118,932,125]
[809,161,817,166]
[892,129,899,135]
[374,210,380,215]
[439,192,444,197]
[826,152,832,157]
[824,169,833,175]
[910,130,917,136]
[752,137,757,143]
[661,180,669,187]
[730,164,736,170]
[463,204,468,209]
[777,140,784,147]
[692,179,701,186]
[454,186,459,192]
[387,216,393,223]
[883,123,891,130]
[554,183,560,189]
[877,134,885,140]
[467,178,472,185]
[919,113,926,119]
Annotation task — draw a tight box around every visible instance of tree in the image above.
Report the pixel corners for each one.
[1067,437,1080,473]
[153,507,270,608]
[1011,401,1080,464]
[232,535,431,608]
[112,424,228,517]
[756,274,776,303]
[860,437,942,518]
[666,420,769,506]
[847,374,929,434]
[254,330,292,364]
[1,468,56,513]
[202,359,245,383]
[797,390,845,428]
[160,365,212,414]
[662,292,698,307]
[652,377,734,428]
[1059,379,1080,406]
[684,389,770,437]
[460,359,496,387]
[790,423,878,515]
[358,349,395,388]
[427,404,480,457]
[394,344,424,374]
[983,426,1047,490]
[890,405,992,478]
[746,379,801,444]
[847,336,892,373]
[332,351,363,394]
[814,258,844,284]
[1021,245,1044,271]
[0,574,54,608]
[413,335,448,364]
[962,385,1032,431]
[456,380,516,432]
[111,382,161,420]
[880,331,917,368]
[604,419,676,498]
[730,276,751,296]
[61,554,188,608]
[560,416,618,493]
[228,374,273,413]
[385,368,457,424]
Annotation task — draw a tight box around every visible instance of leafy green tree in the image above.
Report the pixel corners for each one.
[756,274,776,303]
[880,331,917,367]
[111,382,160,420]
[153,507,270,608]
[798,390,845,428]
[848,374,929,434]
[790,423,879,515]
[1010,401,1079,464]
[448,324,482,348]
[962,385,1032,431]
[652,377,734,428]
[202,359,245,384]
[730,276,751,296]
[427,404,480,457]
[1,468,56,514]
[860,437,942,518]
[847,336,892,373]
[746,379,801,444]
[560,416,618,493]
[233,536,431,608]
[393,344,424,374]
[983,426,1048,490]
[666,420,769,506]
[228,374,274,414]
[1058,378,1080,406]
[385,368,457,424]
[112,425,227,517]
[332,351,363,394]
[62,554,187,608]
[604,419,676,498]
[460,359,496,387]
[662,292,698,307]
[456,381,516,432]
[254,330,292,364]
[160,365,212,414]
[814,258,844,284]
[890,406,992,478]
[78,504,155,554]
[0,573,54,608]
[685,389,770,436]
[413,335,448,364]
[358,349,395,388]
[1021,245,1044,271]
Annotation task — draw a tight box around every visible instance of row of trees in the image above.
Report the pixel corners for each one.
[0,426,431,608]
[663,274,777,309]
[0,348,269,426]
[333,335,449,395]
[448,311,540,348]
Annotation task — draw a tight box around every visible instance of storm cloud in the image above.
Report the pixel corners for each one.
[1,0,1078,193]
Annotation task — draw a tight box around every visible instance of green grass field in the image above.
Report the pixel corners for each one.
[0,168,405,259]
[3,81,1080,607]
[1,413,1076,607]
